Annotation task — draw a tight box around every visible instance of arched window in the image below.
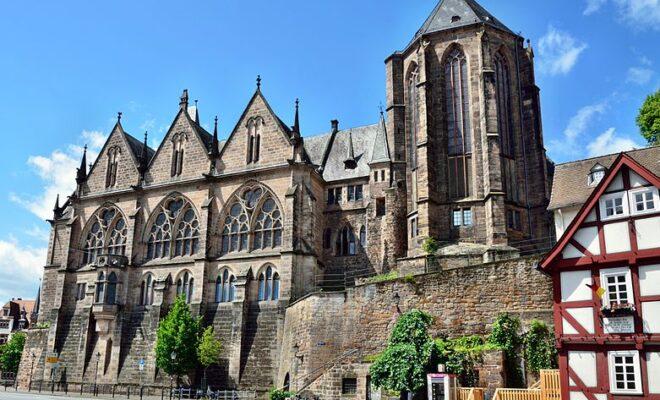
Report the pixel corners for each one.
[82,206,126,265]
[215,269,236,303]
[407,65,419,169]
[445,48,472,199]
[105,146,121,188]
[95,272,105,303]
[106,272,117,305]
[221,185,283,254]
[359,226,366,248]
[253,198,283,250]
[258,266,279,301]
[247,117,263,164]
[176,271,193,303]
[323,228,332,249]
[171,133,186,177]
[336,226,356,256]
[140,274,154,306]
[494,52,519,203]
[147,196,200,260]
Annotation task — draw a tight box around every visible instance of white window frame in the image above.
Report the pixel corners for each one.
[599,192,629,221]
[608,350,642,395]
[629,187,659,215]
[600,267,634,307]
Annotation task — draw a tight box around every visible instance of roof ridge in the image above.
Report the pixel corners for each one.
[555,145,657,167]
[304,122,379,139]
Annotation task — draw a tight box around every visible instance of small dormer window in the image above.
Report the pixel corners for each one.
[588,164,606,186]
[451,15,461,23]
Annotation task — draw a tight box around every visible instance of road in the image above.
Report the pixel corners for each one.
[0,392,98,400]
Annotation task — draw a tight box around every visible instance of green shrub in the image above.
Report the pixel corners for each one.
[269,388,295,400]
[523,320,558,373]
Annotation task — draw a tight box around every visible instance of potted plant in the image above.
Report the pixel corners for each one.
[601,302,636,317]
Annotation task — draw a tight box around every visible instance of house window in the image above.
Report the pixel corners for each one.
[95,272,117,305]
[601,269,633,307]
[336,226,356,256]
[507,209,521,230]
[373,171,378,182]
[463,209,473,226]
[75,283,86,301]
[381,170,385,182]
[452,210,462,227]
[327,187,342,205]
[342,377,358,395]
[348,185,363,201]
[630,188,657,213]
[453,208,473,227]
[588,164,606,186]
[359,226,366,247]
[600,193,627,220]
[410,217,419,238]
[608,351,642,394]
[376,198,386,217]
[257,266,279,301]
[216,269,236,303]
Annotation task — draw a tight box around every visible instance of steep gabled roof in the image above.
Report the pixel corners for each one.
[414,0,513,39]
[540,153,660,272]
[370,113,391,164]
[124,131,155,164]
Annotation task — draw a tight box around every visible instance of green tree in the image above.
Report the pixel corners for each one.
[198,326,222,389]
[155,296,201,383]
[0,332,26,373]
[523,320,558,374]
[488,313,524,387]
[370,310,434,397]
[637,90,660,145]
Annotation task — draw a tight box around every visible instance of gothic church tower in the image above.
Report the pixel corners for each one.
[385,0,552,254]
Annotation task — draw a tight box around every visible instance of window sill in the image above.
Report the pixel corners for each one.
[217,251,281,261]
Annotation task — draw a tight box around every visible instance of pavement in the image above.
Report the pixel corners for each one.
[0,392,98,400]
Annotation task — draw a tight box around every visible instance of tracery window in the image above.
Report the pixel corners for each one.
[170,132,186,177]
[494,52,519,203]
[215,269,236,303]
[257,266,280,301]
[246,117,263,164]
[445,48,472,199]
[105,146,121,188]
[82,206,127,265]
[147,196,200,260]
[221,185,283,254]
[176,271,193,303]
[140,274,154,306]
[336,225,356,256]
[407,65,420,169]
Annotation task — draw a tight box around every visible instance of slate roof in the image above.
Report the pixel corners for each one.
[304,123,385,182]
[370,115,391,164]
[413,0,513,40]
[548,146,660,210]
[123,132,155,163]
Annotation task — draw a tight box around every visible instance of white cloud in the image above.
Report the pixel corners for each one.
[10,132,103,220]
[587,127,643,156]
[0,238,45,300]
[538,26,588,76]
[548,101,608,157]
[614,0,660,30]
[626,66,654,84]
[584,0,608,14]
[25,225,50,242]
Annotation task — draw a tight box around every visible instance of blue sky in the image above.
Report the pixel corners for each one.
[0,0,658,301]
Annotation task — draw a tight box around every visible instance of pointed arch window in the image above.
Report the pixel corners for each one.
[95,272,105,303]
[445,48,472,199]
[246,117,263,164]
[407,65,420,169]
[215,269,236,303]
[106,272,117,305]
[336,226,356,256]
[170,132,186,177]
[95,271,117,305]
[147,196,200,260]
[359,226,366,248]
[140,274,154,306]
[258,266,279,301]
[82,206,126,265]
[494,52,519,203]
[176,271,193,303]
[105,146,121,188]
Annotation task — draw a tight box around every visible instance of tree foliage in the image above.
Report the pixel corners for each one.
[637,90,660,145]
[0,332,26,373]
[434,335,499,387]
[523,320,558,373]
[155,296,201,377]
[488,313,524,387]
[370,310,434,395]
[269,388,296,400]
[198,326,222,368]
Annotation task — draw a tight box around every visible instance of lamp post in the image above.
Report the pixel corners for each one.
[28,352,35,390]
[170,352,176,397]
[94,351,100,395]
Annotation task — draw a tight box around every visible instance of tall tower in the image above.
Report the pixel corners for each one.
[385,0,551,254]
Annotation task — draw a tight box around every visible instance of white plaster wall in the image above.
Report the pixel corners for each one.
[642,301,660,333]
[648,352,660,394]
[563,307,595,334]
[576,227,601,255]
[629,171,649,188]
[635,216,660,250]
[603,222,631,253]
[555,207,579,237]
[607,172,624,191]
[568,351,598,387]
[585,210,597,222]
[561,270,592,302]
[640,264,660,296]
[563,243,583,259]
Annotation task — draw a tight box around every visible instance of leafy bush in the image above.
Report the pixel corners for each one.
[365,271,399,284]
[269,388,295,400]
[34,322,50,329]
[488,313,524,387]
[523,320,557,373]
[422,237,440,256]
[434,335,499,387]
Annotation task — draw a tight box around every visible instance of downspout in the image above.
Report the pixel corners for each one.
[514,34,534,237]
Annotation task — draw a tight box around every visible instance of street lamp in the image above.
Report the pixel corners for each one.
[94,352,101,395]
[170,352,177,396]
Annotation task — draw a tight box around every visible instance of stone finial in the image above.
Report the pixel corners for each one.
[180,89,189,109]
[256,75,261,90]
[117,111,122,123]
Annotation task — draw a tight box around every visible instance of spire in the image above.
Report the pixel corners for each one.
[371,109,391,164]
[210,116,220,159]
[344,129,358,170]
[294,98,300,134]
[52,194,63,219]
[139,131,149,176]
[192,99,200,123]
[76,145,88,185]
[180,89,189,110]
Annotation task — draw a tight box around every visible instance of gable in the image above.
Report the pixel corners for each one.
[541,154,660,271]
[216,91,293,174]
[145,109,211,184]
[85,125,140,193]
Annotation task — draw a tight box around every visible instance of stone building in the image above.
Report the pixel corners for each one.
[19,0,555,397]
